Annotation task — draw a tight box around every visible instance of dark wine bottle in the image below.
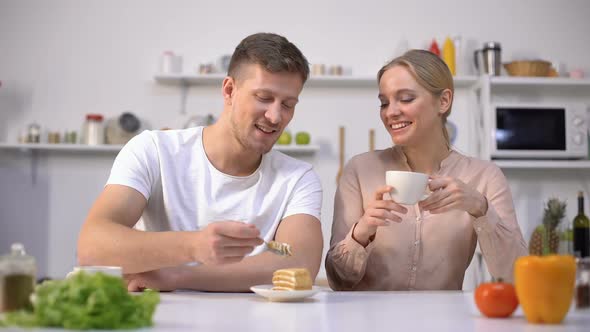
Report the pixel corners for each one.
[574,191,590,257]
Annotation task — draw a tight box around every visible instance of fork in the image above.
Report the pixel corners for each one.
[265,240,293,256]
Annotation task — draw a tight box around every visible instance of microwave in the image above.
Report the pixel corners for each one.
[490,103,588,159]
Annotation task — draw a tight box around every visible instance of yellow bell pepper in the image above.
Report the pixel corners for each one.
[514,255,576,324]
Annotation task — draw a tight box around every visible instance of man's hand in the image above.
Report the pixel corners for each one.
[193,221,264,265]
[124,266,183,292]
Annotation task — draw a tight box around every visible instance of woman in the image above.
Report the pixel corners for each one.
[325,50,527,291]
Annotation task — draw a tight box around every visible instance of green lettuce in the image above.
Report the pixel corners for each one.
[1,272,159,330]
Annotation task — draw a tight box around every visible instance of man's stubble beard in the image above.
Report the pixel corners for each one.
[229,114,272,155]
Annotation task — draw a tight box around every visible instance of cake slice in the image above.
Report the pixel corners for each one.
[272,268,312,291]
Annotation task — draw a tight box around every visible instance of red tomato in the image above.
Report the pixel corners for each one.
[474,280,519,318]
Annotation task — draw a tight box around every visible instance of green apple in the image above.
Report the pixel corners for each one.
[277,131,292,145]
[295,131,310,145]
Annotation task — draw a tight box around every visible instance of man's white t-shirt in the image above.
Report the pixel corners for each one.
[106,127,322,256]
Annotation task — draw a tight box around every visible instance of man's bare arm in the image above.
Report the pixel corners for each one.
[126,213,323,292]
[175,214,322,292]
[77,185,261,274]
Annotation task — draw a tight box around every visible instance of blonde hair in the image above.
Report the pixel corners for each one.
[377,49,454,146]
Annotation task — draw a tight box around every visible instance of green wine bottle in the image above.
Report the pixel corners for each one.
[574,191,590,257]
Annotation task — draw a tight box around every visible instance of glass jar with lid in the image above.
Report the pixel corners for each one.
[0,243,36,312]
[81,113,105,145]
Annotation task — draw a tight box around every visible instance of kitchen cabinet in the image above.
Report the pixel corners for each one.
[469,76,590,287]
[473,76,590,169]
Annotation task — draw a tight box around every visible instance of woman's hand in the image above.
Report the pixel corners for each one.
[353,185,408,247]
[418,176,488,218]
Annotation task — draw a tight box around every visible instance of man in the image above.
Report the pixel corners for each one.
[77,33,323,292]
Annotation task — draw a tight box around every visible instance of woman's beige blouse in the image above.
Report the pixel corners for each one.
[325,147,528,291]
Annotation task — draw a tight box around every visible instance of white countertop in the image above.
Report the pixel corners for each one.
[8,290,590,331]
[155,290,590,332]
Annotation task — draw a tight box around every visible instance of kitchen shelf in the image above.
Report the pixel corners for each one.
[155,73,226,86]
[494,159,590,170]
[0,142,319,185]
[0,143,319,155]
[155,73,478,114]
[154,74,478,88]
[487,76,590,88]
[272,144,320,154]
[0,143,125,152]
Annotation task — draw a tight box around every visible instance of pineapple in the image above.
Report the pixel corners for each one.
[529,198,566,255]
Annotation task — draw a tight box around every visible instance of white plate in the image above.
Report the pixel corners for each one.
[250,284,321,302]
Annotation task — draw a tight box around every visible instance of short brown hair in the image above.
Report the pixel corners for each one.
[228,33,309,83]
[377,50,454,145]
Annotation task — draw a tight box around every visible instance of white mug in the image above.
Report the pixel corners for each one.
[385,171,429,205]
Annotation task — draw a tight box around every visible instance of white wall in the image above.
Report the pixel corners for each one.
[1,0,590,288]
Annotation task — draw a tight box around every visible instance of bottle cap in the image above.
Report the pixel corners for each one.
[86,114,104,121]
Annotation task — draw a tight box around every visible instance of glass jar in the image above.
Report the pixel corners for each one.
[81,114,105,145]
[0,243,36,312]
[27,123,41,143]
[576,257,590,309]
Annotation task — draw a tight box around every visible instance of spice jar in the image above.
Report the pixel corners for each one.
[576,257,590,309]
[27,123,41,143]
[64,130,77,144]
[47,131,61,144]
[0,243,36,312]
[81,114,105,145]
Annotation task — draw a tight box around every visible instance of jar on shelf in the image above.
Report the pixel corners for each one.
[27,123,41,143]
[0,243,36,312]
[159,51,182,74]
[81,114,105,145]
[64,130,77,144]
[47,131,61,144]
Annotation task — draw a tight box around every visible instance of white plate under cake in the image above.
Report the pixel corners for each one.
[250,284,321,302]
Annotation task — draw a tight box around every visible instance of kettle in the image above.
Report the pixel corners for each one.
[473,42,502,76]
